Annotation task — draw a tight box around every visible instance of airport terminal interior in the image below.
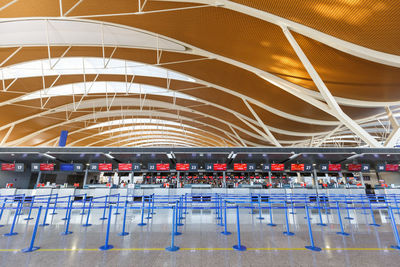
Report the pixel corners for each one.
[1,1,400,266]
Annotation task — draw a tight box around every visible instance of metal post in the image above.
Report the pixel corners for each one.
[257,194,264,220]
[4,201,21,236]
[100,195,108,220]
[177,171,180,188]
[223,171,226,188]
[368,196,380,227]
[268,171,272,186]
[50,193,58,215]
[82,198,92,227]
[267,200,276,226]
[138,196,146,226]
[336,201,349,236]
[165,205,179,251]
[80,194,86,215]
[316,195,327,226]
[61,199,73,235]
[344,196,354,220]
[99,205,114,251]
[36,171,42,187]
[24,196,35,221]
[21,206,43,252]
[221,200,231,235]
[359,172,365,187]
[304,203,321,251]
[0,198,7,227]
[118,200,129,236]
[61,196,71,220]
[114,194,121,215]
[232,205,246,251]
[388,206,400,250]
[83,167,89,186]
[174,200,182,235]
[283,201,294,236]
[40,196,51,226]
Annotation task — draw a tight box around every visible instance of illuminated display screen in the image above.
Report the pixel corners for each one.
[60,163,74,171]
[270,164,284,171]
[291,164,304,171]
[328,164,341,171]
[118,163,132,171]
[98,163,112,171]
[348,164,361,171]
[234,163,247,171]
[1,163,15,171]
[176,163,190,171]
[40,163,54,171]
[386,164,399,171]
[156,163,170,171]
[213,163,227,171]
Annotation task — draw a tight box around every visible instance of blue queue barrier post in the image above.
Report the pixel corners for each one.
[217,197,224,226]
[174,200,182,236]
[24,196,35,221]
[178,196,184,226]
[336,201,349,236]
[216,194,221,219]
[316,196,327,227]
[388,206,400,250]
[61,199,73,235]
[118,200,129,236]
[4,201,21,236]
[267,200,276,227]
[393,195,400,215]
[138,196,147,226]
[61,196,71,220]
[100,195,109,220]
[145,195,152,220]
[304,203,321,251]
[344,196,354,220]
[18,194,25,215]
[249,193,253,215]
[221,200,231,235]
[50,194,58,215]
[80,194,87,215]
[232,205,246,251]
[361,195,369,215]
[99,205,114,251]
[283,201,295,236]
[21,206,43,253]
[39,196,51,227]
[0,198,7,227]
[151,194,156,215]
[290,194,296,214]
[165,205,179,252]
[368,197,380,227]
[82,198,93,227]
[257,194,265,220]
[184,193,188,215]
[114,194,121,215]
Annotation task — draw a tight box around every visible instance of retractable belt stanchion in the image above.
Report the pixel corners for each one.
[336,201,349,236]
[62,196,71,221]
[304,203,321,251]
[145,195,152,220]
[21,206,43,253]
[114,194,121,215]
[18,194,25,215]
[50,193,58,215]
[368,197,380,227]
[151,193,156,215]
[0,198,7,227]
[99,205,114,251]
[82,198,93,227]
[118,200,129,236]
[174,200,182,236]
[388,206,400,250]
[316,196,327,227]
[178,196,184,226]
[4,201,21,236]
[61,199,73,235]
[221,200,231,235]
[267,200,276,227]
[249,193,253,215]
[394,194,400,215]
[80,194,87,215]
[232,205,246,251]
[138,196,146,226]
[184,193,188,215]
[100,195,108,220]
[24,196,35,221]
[166,204,179,252]
[361,195,369,215]
[217,197,223,226]
[344,196,354,220]
[290,194,296,214]
[40,196,51,227]
[283,201,295,236]
[257,194,265,220]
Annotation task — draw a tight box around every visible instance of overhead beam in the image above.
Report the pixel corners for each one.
[384,107,400,147]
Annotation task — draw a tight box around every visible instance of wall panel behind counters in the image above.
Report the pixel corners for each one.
[379,172,400,185]
[0,168,32,188]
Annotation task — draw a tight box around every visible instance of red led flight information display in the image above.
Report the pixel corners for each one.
[118,163,132,171]
[291,164,304,171]
[40,163,54,171]
[176,163,190,171]
[328,164,341,171]
[214,163,227,171]
[156,163,170,171]
[99,163,112,171]
[1,163,15,171]
[271,164,284,171]
[386,164,399,171]
[234,163,247,171]
[348,164,361,171]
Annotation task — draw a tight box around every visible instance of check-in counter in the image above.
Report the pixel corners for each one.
[0,188,17,196]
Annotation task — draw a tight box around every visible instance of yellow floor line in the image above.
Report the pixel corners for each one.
[0,247,397,252]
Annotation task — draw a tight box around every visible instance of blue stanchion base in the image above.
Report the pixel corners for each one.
[118,232,129,236]
[113,212,121,215]
[145,217,152,219]
[176,223,184,226]
[369,223,381,227]
[61,231,73,235]
[165,246,180,252]
[39,223,49,227]
[21,246,40,253]
[344,217,354,220]
[99,244,114,251]
[216,217,222,220]
[61,218,68,221]
[390,245,400,250]
[336,232,350,236]
[24,217,34,221]
[99,217,107,220]
[50,213,57,215]
[82,224,92,227]
[256,217,265,220]
[233,245,247,251]
[305,246,321,252]
[174,232,182,236]
[221,231,231,235]
[283,231,295,236]
[4,232,18,236]
[317,223,327,226]
[267,223,277,227]
[137,223,147,226]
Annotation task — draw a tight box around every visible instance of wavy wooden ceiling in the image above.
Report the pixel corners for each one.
[0,0,398,147]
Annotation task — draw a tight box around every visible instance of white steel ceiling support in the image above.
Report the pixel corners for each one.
[313,124,343,147]
[228,124,246,147]
[0,46,22,67]
[234,114,273,146]
[0,124,14,146]
[384,107,400,147]
[243,99,281,147]
[282,26,382,148]
[0,0,19,12]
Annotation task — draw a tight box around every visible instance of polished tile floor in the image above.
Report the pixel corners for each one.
[0,202,399,267]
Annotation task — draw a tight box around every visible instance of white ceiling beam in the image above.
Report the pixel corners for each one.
[384,107,400,147]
